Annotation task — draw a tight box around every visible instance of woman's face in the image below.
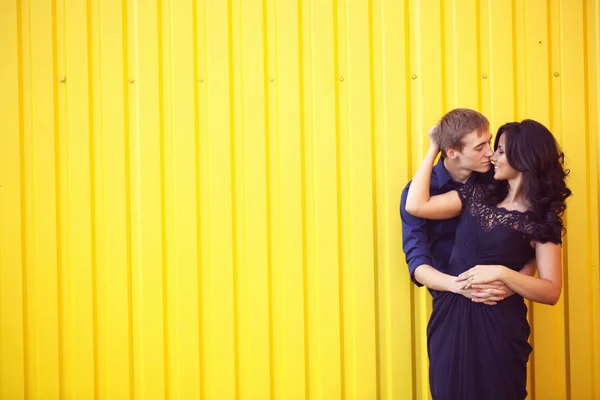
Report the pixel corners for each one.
[492,133,520,181]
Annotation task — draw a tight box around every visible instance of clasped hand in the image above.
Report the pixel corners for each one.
[455,265,510,305]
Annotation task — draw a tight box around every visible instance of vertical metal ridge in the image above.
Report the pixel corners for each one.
[156,0,170,397]
[581,2,597,397]
[121,0,135,397]
[192,0,204,398]
[227,0,241,397]
[545,2,560,391]
[563,226,572,399]
[332,0,346,397]
[597,0,600,389]
[554,2,572,396]
[86,0,100,396]
[262,0,275,396]
[52,0,65,396]
[525,5,537,383]
[440,0,447,113]
[404,2,417,399]
[0,164,3,395]
[475,0,483,112]
[409,285,417,400]
[367,1,381,398]
[235,0,246,395]
[26,0,36,394]
[511,0,518,118]
[546,0,554,130]
[529,300,536,398]
[521,0,528,115]
[24,0,35,396]
[297,0,311,398]
[16,0,30,397]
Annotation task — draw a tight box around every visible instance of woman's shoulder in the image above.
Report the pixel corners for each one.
[456,183,487,203]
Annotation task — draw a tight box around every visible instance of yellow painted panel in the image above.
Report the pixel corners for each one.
[235,1,272,399]
[1,1,599,399]
[271,1,309,398]
[166,0,202,399]
[376,0,415,398]
[59,0,98,397]
[344,0,378,398]
[94,0,134,398]
[585,1,600,398]
[561,2,595,398]
[444,0,480,110]
[487,0,517,126]
[130,1,168,398]
[305,1,344,399]
[203,1,237,398]
[0,0,26,398]
[409,0,445,397]
[28,0,62,397]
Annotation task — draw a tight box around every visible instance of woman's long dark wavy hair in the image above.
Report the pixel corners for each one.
[483,119,572,242]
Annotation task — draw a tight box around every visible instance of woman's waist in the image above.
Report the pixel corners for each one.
[447,258,531,274]
[433,291,527,310]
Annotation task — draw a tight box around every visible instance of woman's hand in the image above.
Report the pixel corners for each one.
[428,125,440,154]
[456,265,505,289]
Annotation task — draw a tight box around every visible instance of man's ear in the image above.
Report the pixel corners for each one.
[446,147,459,159]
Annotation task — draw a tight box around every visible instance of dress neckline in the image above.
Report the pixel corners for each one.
[493,205,532,215]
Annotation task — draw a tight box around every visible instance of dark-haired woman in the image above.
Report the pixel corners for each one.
[405,119,571,399]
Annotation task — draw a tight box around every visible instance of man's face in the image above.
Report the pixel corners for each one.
[452,129,494,173]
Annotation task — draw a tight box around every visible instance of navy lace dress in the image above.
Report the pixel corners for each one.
[428,184,560,399]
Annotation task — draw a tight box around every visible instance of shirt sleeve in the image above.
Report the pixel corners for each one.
[400,182,433,287]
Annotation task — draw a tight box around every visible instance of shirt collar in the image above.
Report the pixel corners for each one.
[433,157,454,189]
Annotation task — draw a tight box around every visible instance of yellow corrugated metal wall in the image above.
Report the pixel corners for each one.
[0,0,599,399]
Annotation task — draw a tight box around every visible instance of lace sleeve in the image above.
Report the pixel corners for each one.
[552,233,563,245]
[531,221,563,245]
[547,226,563,245]
[455,183,485,206]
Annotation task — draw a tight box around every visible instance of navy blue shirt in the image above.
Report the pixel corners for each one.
[400,158,492,297]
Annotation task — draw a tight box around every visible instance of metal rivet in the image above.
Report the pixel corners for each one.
[269,77,275,82]
[129,78,135,83]
[339,76,344,81]
[482,74,488,79]
[411,74,417,79]
[199,77,204,82]
[59,76,66,83]
[554,72,560,77]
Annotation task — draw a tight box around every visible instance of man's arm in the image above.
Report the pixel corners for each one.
[414,264,505,304]
[401,184,463,291]
[413,263,459,291]
[400,183,435,287]
[401,184,504,304]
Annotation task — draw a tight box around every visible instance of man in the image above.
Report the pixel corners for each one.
[400,108,534,303]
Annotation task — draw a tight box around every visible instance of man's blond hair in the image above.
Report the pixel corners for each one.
[431,108,489,157]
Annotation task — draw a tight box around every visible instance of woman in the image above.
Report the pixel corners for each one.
[406,119,571,399]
